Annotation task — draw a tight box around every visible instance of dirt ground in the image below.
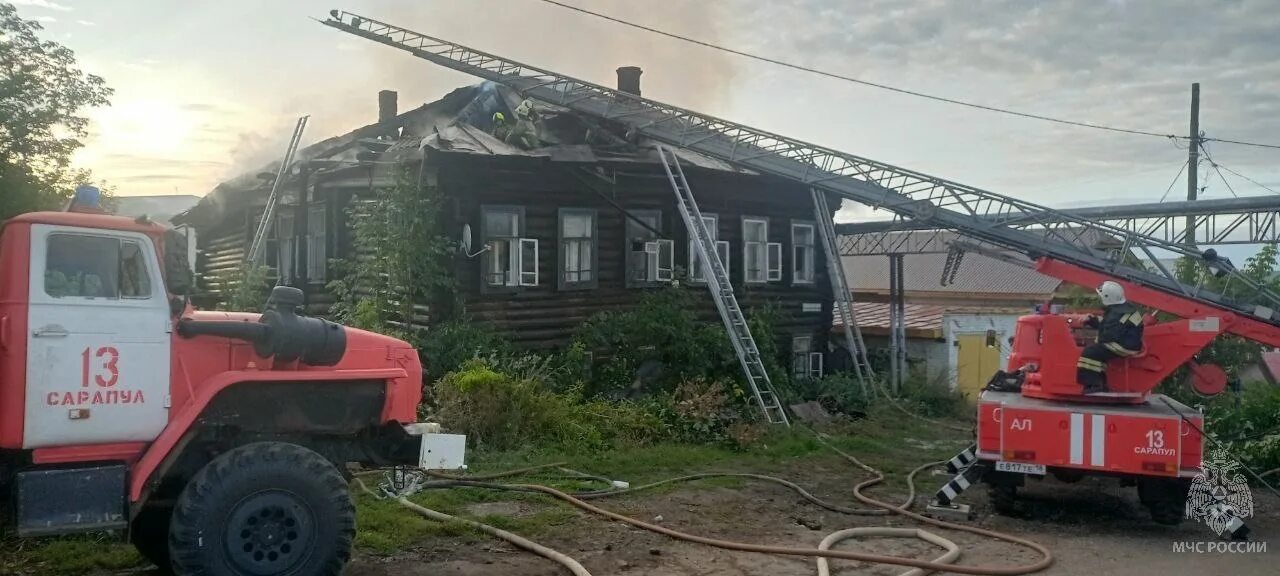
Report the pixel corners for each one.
[343,467,1279,576]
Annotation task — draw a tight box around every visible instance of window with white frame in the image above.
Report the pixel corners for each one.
[743,217,781,283]
[483,206,537,289]
[277,211,296,285]
[792,222,816,284]
[791,336,824,380]
[689,214,729,282]
[559,208,597,290]
[306,204,327,282]
[627,210,672,286]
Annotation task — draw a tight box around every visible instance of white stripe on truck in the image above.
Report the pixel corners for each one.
[1070,413,1084,465]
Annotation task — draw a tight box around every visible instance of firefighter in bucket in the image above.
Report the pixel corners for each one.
[1077,281,1145,394]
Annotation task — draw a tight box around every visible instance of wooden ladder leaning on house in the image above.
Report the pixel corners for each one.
[657,146,790,426]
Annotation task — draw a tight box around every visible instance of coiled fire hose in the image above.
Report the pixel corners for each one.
[359,434,1054,575]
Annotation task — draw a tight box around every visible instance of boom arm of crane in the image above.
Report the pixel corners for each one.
[1036,257,1280,348]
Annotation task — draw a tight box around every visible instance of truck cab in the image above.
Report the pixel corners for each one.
[0,207,460,576]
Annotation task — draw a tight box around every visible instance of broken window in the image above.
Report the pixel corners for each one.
[791,336,823,380]
[792,222,815,284]
[627,210,671,287]
[306,204,327,282]
[482,206,536,289]
[743,217,769,284]
[559,208,596,289]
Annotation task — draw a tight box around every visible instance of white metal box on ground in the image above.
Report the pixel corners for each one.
[419,433,467,471]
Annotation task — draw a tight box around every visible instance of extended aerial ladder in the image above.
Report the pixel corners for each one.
[322,9,1280,533]
[320,11,1280,342]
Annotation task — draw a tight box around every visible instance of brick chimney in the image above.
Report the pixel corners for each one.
[378,90,398,123]
[616,66,642,96]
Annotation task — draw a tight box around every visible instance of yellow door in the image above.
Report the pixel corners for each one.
[956,334,1003,401]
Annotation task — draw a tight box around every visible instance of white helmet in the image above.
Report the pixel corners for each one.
[515,98,534,120]
[1097,281,1126,306]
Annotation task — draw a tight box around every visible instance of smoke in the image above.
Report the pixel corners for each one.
[315,0,739,133]
[212,0,741,188]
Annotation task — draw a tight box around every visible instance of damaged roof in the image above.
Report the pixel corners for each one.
[179,82,751,226]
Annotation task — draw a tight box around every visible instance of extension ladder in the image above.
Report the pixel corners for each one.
[658,146,789,426]
[811,189,873,394]
[246,116,309,264]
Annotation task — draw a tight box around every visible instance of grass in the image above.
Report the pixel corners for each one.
[0,404,973,573]
[0,535,140,575]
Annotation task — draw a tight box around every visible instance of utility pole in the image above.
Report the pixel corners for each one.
[1186,82,1200,247]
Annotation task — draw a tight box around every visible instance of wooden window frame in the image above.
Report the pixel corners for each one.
[626,209,670,288]
[742,216,771,284]
[480,205,534,293]
[791,220,816,285]
[558,208,598,291]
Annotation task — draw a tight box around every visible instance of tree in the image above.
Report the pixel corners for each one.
[1167,245,1280,385]
[0,3,112,220]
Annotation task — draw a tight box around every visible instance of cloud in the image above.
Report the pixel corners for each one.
[9,0,71,11]
[76,19,95,26]
[33,15,55,22]
[716,0,1280,196]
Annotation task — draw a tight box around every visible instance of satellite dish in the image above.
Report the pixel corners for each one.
[461,223,474,255]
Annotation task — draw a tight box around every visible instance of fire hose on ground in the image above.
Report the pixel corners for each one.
[356,433,1054,576]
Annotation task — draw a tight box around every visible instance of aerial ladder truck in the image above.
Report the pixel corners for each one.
[320,10,1274,531]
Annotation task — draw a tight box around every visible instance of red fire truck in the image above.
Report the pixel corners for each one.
[0,196,460,575]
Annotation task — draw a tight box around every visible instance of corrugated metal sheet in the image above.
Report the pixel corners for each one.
[844,252,1061,296]
[835,302,1031,339]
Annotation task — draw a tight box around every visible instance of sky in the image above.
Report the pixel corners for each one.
[13,0,1280,232]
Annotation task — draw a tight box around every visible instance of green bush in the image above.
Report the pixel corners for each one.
[646,377,760,448]
[1200,385,1280,477]
[784,372,872,417]
[433,360,665,451]
[419,318,513,382]
[572,286,786,398]
[895,370,969,419]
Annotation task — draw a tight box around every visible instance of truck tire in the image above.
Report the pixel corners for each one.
[1139,478,1188,526]
[169,442,355,576]
[989,483,1018,515]
[130,506,174,573]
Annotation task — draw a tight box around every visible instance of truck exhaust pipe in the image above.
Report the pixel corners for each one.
[178,286,347,366]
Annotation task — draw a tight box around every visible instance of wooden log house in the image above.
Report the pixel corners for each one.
[176,73,839,380]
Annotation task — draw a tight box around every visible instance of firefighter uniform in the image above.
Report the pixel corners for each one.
[1076,302,1145,393]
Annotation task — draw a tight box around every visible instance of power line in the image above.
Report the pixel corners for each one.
[534,0,1280,151]
[1199,143,1238,198]
[534,0,1179,139]
[1210,155,1280,196]
[1202,137,1280,151]
[1158,159,1190,203]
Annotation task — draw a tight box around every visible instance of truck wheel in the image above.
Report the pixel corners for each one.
[1139,478,1188,526]
[169,442,355,576]
[130,506,173,573]
[989,483,1018,515]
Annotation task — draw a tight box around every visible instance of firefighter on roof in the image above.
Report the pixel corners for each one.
[491,111,511,142]
[1077,281,1145,393]
[506,98,540,150]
